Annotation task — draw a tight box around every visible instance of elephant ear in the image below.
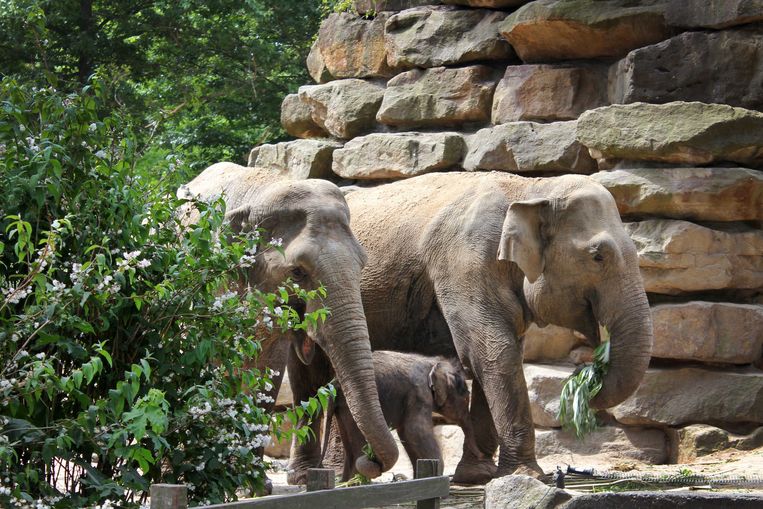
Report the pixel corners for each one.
[428,362,450,408]
[225,205,253,234]
[497,199,549,284]
[225,204,305,235]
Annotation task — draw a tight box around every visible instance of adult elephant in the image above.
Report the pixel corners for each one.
[181,162,399,480]
[288,171,653,484]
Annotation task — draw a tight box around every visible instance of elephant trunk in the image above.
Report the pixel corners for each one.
[314,259,399,477]
[590,278,653,410]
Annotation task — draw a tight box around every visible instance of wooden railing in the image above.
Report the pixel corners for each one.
[150,459,449,509]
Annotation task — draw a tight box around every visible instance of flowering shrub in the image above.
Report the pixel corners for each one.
[0,78,332,507]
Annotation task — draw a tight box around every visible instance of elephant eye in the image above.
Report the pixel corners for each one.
[593,252,604,263]
[291,266,307,281]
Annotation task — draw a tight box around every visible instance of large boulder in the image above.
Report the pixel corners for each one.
[536,426,668,466]
[666,0,763,29]
[463,120,596,173]
[377,65,499,128]
[307,39,333,84]
[591,167,763,222]
[651,302,763,365]
[444,1,531,7]
[625,220,763,294]
[299,79,385,139]
[385,6,514,70]
[613,367,763,426]
[247,139,343,180]
[610,29,763,111]
[670,424,763,463]
[354,0,440,14]
[332,132,465,179]
[316,12,394,79]
[499,0,670,63]
[280,94,328,139]
[485,475,572,509]
[577,102,763,168]
[524,364,571,428]
[523,324,583,362]
[492,64,608,123]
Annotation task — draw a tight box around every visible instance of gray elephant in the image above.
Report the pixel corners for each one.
[287,171,653,484]
[180,162,399,480]
[324,350,482,481]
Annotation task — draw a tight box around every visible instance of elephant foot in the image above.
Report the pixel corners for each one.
[286,457,319,485]
[256,477,273,496]
[452,459,497,485]
[496,461,545,480]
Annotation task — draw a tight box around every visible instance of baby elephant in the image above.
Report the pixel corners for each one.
[327,350,481,481]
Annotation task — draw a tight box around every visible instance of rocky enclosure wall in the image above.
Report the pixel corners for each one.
[258,0,763,471]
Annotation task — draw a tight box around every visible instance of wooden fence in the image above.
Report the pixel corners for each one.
[150,459,449,509]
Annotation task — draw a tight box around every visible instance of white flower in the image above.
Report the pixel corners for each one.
[94,150,107,159]
[88,123,97,132]
[269,237,283,247]
[136,259,151,269]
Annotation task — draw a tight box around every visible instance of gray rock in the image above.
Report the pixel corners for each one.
[385,6,515,70]
[493,64,608,123]
[577,102,763,168]
[307,39,333,84]
[562,491,763,509]
[652,302,763,365]
[523,324,583,362]
[500,0,670,63]
[317,12,394,79]
[444,0,531,7]
[613,367,763,427]
[610,29,763,111]
[485,475,572,509]
[524,364,571,428]
[463,121,596,173]
[536,427,668,465]
[625,220,763,294]
[670,424,763,463]
[332,131,465,179]
[299,79,385,139]
[353,0,441,14]
[377,65,499,128]
[249,139,343,180]
[591,167,763,222]
[666,0,763,29]
[280,94,328,139]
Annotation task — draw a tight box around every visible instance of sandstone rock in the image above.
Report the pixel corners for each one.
[536,426,668,466]
[613,367,763,426]
[564,492,763,508]
[385,6,515,70]
[625,220,763,294]
[610,30,763,111]
[669,424,763,463]
[499,0,670,63]
[569,346,594,365]
[666,0,763,29]
[317,12,393,79]
[463,120,596,173]
[377,65,499,128]
[523,324,583,362]
[299,79,385,139]
[354,0,440,14]
[249,139,343,180]
[307,39,333,84]
[524,364,571,428]
[444,0,531,7]
[492,64,608,123]
[485,475,572,509]
[280,94,328,139]
[591,167,763,222]
[651,302,763,365]
[332,132,465,179]
[577,102,763,168]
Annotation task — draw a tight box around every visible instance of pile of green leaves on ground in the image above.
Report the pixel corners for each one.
[0,78,333,508]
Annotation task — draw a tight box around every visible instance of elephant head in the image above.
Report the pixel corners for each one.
[498,175,653,409]
[185,163,398,477]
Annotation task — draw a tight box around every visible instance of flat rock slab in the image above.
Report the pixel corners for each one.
[613,367,763,427]
[562,491,763,508]
[377,65,499,128]
[670,424,763,463]
[464,120,596,173]
[651,302,763,364]
[610,29,763,111]
[523,323,583,362]
[536,426,668,466]
[493,64,608,123]
[666,0,763,29]
[248,139,343,180]
[332,132,465,179]
[353,0,440,14]
[317,12,393,80]
[591,167,763,222]
[577,102,763,168]
[524,364,571,428]
[280,93,327,139]
[485,475,571,509]
[385,6,514,70]
[299,79,385,139]
[625,219,763,294]
[500,0,670,62]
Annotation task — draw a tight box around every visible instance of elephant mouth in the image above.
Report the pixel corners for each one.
[580,299,602,348]
[289,301,317,365]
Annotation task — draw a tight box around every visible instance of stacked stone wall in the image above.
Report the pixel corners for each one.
[258,0,763,469]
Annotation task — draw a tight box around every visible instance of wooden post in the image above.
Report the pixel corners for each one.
[415,459,444,509]
[306,468,336,492]
[150,484,188,509]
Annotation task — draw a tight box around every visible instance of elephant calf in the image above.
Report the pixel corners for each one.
[328,350,482,481]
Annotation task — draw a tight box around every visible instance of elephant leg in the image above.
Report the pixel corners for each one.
[286,347,332,485]
[398,418,442,470]
[452,380,498,484]
[321,416,346,474]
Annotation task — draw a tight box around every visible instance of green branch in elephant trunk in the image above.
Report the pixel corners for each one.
[558,337,610,439]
